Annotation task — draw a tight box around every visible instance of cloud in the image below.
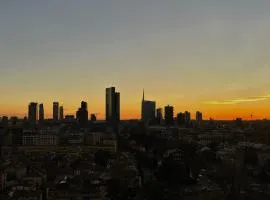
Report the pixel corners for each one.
[204,95,270,105]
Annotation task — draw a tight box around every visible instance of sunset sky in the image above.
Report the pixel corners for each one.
[1,0,270,120]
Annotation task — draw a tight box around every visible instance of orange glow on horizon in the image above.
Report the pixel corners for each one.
[1,105,269,120]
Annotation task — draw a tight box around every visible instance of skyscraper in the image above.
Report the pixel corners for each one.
[176,112,185,126]
[60,106,64,120]
[196,111,203,125]
[53,102,59,121]
[156,108,163,124]
[184,111,191,127]
[28,102,38,125]
[90,114,97,121]
[106,87,120,123]
[164,105,174,126]
[39,103,44,121]
[141,90,156,123]
[76,101,88,126]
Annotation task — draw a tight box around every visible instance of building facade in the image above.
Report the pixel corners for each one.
[156,108,163,124]
[59,106,64,121]
[76,101,88,126]
[164,105,174,126]
[141,91,156,123]
[184,111,191,127]
[196,111,203,125]
[39,104,44,122]
[106,87,120,123]
[28,102,38,125]
[22,132,58,146]
[53,102,59,121]
[177,112,185,126]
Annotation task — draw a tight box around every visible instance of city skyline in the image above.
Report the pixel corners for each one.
[1,1,270,120]
[3,87,264,121]
[1,87,270,120]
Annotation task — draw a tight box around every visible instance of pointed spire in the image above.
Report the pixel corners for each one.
[142,89,145,101]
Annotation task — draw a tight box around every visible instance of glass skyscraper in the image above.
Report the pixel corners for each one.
[53,102,59,121]
[141,90,156,123]
[106,87,120,123]
[28,102,38,125]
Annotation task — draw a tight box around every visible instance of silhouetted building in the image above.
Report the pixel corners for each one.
[28,102,38,125]
[156,108,163,124]
[141,90,156,123]
[53,102,59,121]
[65,115,75,120]
[39,103,44,121]
[60,106,64,120]
[196,111,203,125]
[106,87,120,123]
[65,115,75,122]
[184,111,191,127]
[90,114,97,121]
[235,118,243,127]
[165,105,174,126]
[10,116,18,125]
[177,112,185,126]
[1,116,8,128]
[76,101,88,126]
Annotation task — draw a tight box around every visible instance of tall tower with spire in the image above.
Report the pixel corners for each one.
[141,90,156,123]
[141,89,145,120]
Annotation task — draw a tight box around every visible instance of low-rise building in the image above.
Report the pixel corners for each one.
[22,132,58,146]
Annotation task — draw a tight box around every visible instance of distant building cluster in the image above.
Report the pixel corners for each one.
[141,90,203,127]
[26,87,121,128]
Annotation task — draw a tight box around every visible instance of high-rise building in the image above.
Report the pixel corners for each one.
[165,105,174,126]
[39,104,44,121]
[196,111,203,125]
[28,102,38,125]
[115,92,120,122]
[141,90,156,123]
[106,87,120,123]
[81,101,87,110]
[76,101,88,126]
[90,114,97,121]
[60,106,64,120]
[53,102,59,121]
[1,116,8,128]
[176,112,185,126]
[184,111,191,126]
[156,108,163,124]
